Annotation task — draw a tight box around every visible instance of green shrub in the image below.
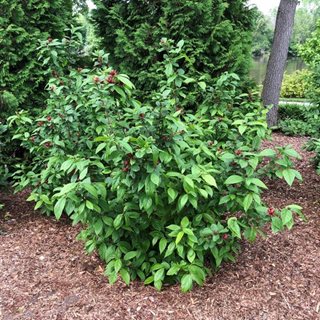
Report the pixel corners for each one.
[280,70,312,99]
[10,38,304,292]
[0,0,74,110]
[278,104,320,137]
[305,138,320,173]
[91,0,255,94]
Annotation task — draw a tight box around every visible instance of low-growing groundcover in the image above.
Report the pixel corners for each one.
[9,38,304,292]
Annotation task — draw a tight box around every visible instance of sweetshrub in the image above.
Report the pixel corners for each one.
[10,37,304,292]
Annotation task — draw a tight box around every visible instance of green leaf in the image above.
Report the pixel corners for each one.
[167,188,178,203]
[164,242,175,258]
[250,178,268,189]
[86,200,94,210]
[83,183,98,199]
[60,159,73,172]
[120,268,130,285]
[94,219,103,235]
[281,209,293,226]
[79,167,88,180]
[178,194,188,211]
[202,174,217,187]
[243,194,253,211]
[283,148,301,159]
[114,259,122,273]
[116,75,135,89]
[181,274,193,292]
[124,251,137,260]
[176,231,184,244]
[154,268,164,282]
[144,276,154,285]
[282,169,296,186]
[183,176,194,191]
[181,217,189,228]
[113,214,123,229]
[198,81,206,90]
[56,183,77,196]
[271,217,283,233]
[227,217,241,238]
[225,175,243,185]
[96,143,106,153]
[187,249,196,263]
[159,238,167,254]
[151,172,160,186]
[259,149,276,157]
[239,125,247,135]
[189,265,205,286]
[54,197,66,220]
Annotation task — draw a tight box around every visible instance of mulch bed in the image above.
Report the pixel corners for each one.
[0,133,319,320]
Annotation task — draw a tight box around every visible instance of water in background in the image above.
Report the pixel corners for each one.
[250,55,306,84]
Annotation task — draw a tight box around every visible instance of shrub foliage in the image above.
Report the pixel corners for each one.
[298,20,320,171]
[91,0,255,93]
[9,37,304,291]
[280,70,312,99]
[0,0,73,111]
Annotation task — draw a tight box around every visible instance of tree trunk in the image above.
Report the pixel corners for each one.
[262,0,298,127]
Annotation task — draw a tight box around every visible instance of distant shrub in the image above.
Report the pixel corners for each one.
[279,104,320,137]
[280,70,312,99]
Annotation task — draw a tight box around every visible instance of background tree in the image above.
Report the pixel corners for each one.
[91,0,255,94]
[0,0,73,115]
[262,0,299,127]
[252,9,273,57]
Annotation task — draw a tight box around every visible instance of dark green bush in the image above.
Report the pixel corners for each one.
[0,0,74,110]
[278,104,320,137]
[9,37,304,292]
[91,0,255,95]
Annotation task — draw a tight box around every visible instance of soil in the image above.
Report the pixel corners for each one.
[0,133,319,320]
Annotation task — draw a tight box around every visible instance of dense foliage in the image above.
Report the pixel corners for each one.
[279,103,320,136]
[92,0,255,94]
[280,70,312,99]
[0,0,73,111]
[252,9,273,57]
[9,37,304,292]
[298,19,320,171]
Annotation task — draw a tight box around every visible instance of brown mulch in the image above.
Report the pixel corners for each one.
[0,133,319,320]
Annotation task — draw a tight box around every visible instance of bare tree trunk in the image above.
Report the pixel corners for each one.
[262,0,298,127]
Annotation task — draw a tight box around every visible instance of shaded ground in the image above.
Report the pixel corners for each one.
[0,133,319,320]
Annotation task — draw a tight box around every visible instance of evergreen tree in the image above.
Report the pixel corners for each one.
[92,0,255,92]
[0,0,73,113]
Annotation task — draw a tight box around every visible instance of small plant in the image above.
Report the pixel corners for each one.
[10,38,304,292]
[279,104,320,137]
[280,70,312,99]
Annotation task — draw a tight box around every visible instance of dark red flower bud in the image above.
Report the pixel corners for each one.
[139,113,145,119]
[122,167,129,172]
[44,142,52,148]
[235,150,242,156]
[106,75,115,84]
[109,70,118,76]
[267,207,275,216]
[47,116,52,121]
[30,136,35,142]
[222,234,229,240]
[93,76,100,83]
[47,37,53,43]
[37,121,44,127]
